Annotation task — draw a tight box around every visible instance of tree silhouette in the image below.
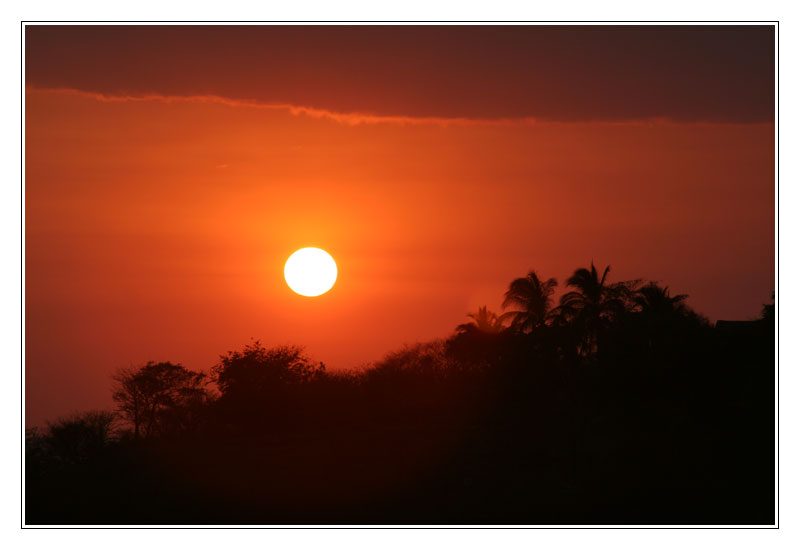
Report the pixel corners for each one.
[24,263,775,526]
[44,410,117,463]
[368,340,452,381]
[622,282,697,355]
[456,306,506,334]
[634,282,689,317]
[558,263,637,354]
[112,362,209,439]
[212,341,325,398]
[761,292,775,324]
[500,270,558,333]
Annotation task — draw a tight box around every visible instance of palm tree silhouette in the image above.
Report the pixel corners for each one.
[558,262,636,354]
[500,270,558,333]
[631,282,695,354]
[634,283,688,317]
[456,306,506,334]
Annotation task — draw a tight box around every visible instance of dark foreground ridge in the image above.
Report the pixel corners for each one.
[25,264,775,525]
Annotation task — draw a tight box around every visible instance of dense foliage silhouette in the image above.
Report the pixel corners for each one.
[112,362,210,440]
[25,265,775,525]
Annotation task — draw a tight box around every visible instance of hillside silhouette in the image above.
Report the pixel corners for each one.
[25,263,775,525]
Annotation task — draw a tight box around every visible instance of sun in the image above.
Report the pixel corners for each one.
[284,247,338,297]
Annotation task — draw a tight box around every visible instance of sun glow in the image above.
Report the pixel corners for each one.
[284,247,338,297]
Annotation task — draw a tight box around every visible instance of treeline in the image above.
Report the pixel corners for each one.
[25,263,775,525]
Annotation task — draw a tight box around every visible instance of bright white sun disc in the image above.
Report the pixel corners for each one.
[284,247,338,297]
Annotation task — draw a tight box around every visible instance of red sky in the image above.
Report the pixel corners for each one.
[25,25,775,426]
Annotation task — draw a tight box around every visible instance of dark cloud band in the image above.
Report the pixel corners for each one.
[25,25,775,123]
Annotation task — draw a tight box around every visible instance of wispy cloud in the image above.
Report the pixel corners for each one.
[26,86,517,127]
[25,87,772,129]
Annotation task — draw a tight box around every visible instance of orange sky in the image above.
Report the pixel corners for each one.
[24,26,775,426]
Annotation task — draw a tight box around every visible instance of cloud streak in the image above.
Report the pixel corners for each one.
[26,87,771,129]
